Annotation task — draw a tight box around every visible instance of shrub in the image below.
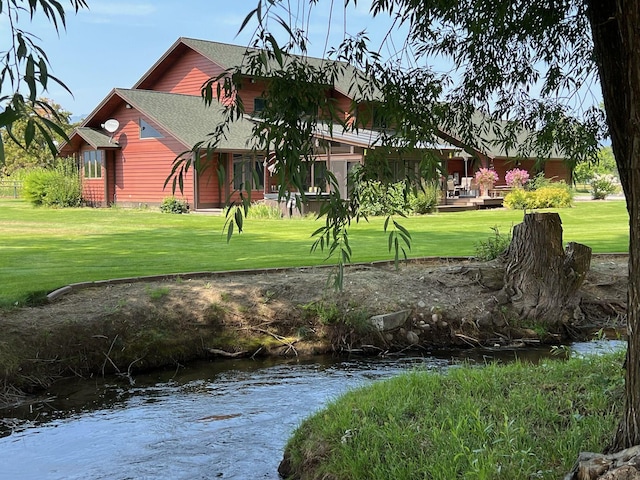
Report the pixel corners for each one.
[160,196,189,214]
[532,185,573,208]
[504,183,572,209]
[475,225,512,261]
[526,172,554,190]
[355,180,410,216]
[409,181,439,214]
[21,161,82,207]
[248,202,282,219]
[503,188,531,210]
[590,174,619,200]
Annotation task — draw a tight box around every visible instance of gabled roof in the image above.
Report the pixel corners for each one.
[58,89,258,156]
[58,127,119,157]
[113,89,256,150]
[134,37,366,99]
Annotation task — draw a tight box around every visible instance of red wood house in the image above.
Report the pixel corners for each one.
[59,37,571,210]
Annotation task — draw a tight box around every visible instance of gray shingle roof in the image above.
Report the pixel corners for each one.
[114,89,257,150]
[73,127,120,148]
[178,37,367,99]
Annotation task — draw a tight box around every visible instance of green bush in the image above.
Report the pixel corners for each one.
[160,196,189,214]
[355,179,410,216]
[526,172,554,190]
[21,162,82,207]
[475,225,512,261]
[504,184,572,209]
[590,174,619,200]
[531,185,573,208]
[248,202,282,219]
[503,187,530,210]
[409,181,439,214]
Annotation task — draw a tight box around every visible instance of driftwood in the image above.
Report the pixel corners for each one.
[207,348,248,358]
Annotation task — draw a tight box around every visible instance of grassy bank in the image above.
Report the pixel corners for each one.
[0,199,628,307]
[280,352,624,480]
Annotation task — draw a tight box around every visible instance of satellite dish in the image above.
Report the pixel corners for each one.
[102,119,119,133]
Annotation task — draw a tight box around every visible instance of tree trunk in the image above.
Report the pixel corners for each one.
[503,212,592,326]
[587,0,640,451]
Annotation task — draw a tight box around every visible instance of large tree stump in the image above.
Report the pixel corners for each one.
[503,212,592,326]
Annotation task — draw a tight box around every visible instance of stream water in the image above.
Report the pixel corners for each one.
[0,341,624,480]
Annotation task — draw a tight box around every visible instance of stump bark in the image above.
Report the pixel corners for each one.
[502,212,592,326]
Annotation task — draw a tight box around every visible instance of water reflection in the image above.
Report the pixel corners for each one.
[0,341,625,480]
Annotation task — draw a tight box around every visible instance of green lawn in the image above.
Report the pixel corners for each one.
[0,198,629,306]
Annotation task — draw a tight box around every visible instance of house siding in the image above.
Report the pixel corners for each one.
[492,159,537,186]
[111,107,194,206]
[151,49,225,96]
[196,152,224,208]
[544,160,571,183]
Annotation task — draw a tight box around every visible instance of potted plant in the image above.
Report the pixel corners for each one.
[505,168,530,188]
[475,167,499,197]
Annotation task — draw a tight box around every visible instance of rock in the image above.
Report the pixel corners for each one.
[368,310,411,332]
[493,314,506,327]
[417,300,427,309]
[431,313,441,323]
[479,267,506,291]
[406,330,420,344]
[494,291,511,306]
[476,311,493,327]
[438,321,449,329]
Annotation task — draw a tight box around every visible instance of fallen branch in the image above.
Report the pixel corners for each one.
[245,327,299,357]
[207,348,248,358]
[102,335,120,376]
[455,333,482,347]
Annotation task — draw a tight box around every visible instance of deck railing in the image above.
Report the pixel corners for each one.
[0,180,23,198]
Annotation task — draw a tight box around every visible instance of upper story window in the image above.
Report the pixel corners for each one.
[253,98,266,114]
[83,150,103,179]
[139,118,163,139]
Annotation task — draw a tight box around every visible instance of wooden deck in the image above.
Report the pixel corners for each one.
[437,196,505,212]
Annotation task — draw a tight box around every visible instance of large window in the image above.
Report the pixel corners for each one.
[139,118,163,139]
[304,161,327,192]
[83,150,103,179]
[233,154,264,190]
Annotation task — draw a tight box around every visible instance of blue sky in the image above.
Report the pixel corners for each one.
[8,0,601,121]
[20,0,408,118]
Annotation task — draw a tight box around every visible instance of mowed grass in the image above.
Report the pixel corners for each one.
[0,198,629,306]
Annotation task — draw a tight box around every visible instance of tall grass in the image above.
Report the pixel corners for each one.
[0,198,629,307]
[282,352,624,480]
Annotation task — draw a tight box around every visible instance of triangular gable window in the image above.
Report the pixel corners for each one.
[139,118,163,139]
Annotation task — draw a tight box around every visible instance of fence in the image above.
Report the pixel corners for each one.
[0,180,23,198]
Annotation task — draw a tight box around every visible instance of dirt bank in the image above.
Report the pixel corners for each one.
[0,255,628,398]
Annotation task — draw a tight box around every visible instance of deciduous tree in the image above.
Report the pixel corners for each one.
[1,97,76,175]
[182,0,640,453]
[0,0,88,166]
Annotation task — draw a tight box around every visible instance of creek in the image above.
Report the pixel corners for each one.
[0,341,623,480]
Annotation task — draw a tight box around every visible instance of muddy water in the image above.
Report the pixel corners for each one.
[0,341,624,480]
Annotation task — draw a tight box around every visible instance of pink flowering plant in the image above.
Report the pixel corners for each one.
[505,168,530,188]
[474,168,499,188]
